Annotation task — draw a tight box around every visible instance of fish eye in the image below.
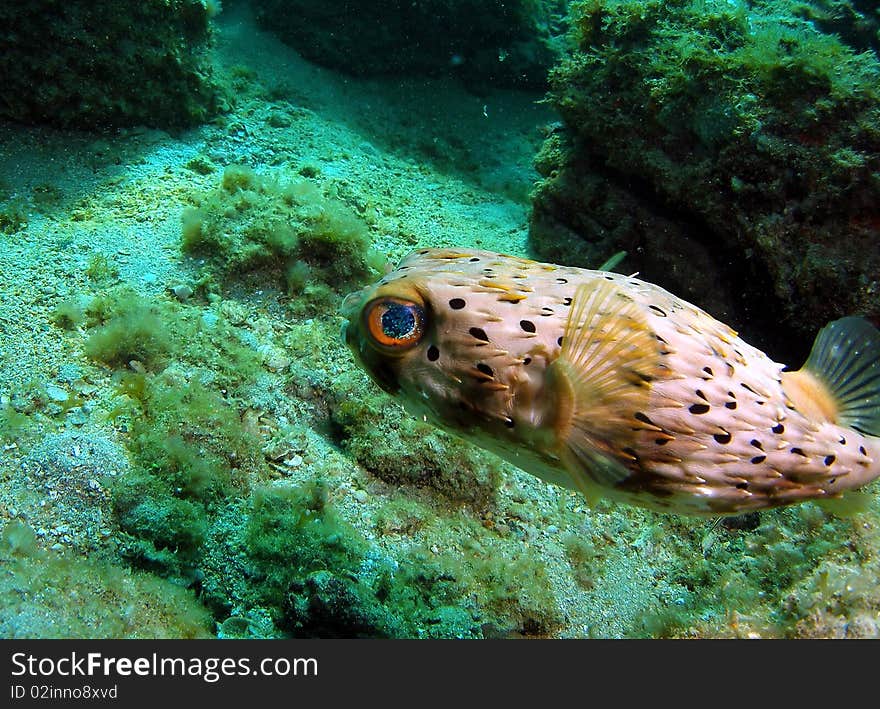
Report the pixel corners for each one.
[363,297,426,351]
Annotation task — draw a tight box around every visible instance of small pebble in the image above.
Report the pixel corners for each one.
[172,284,193,301]
[265,353,291,372]
[56,363,82,383]
[351,489,368,503]
[67,410,89,426]
[45,384,69,402]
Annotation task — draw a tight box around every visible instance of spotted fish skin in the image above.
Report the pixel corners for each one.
[343,248,880,515]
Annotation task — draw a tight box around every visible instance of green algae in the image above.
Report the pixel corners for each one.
[0,200,28,235]
[622,503,876,638]
[84,290,172,371]
[84,253,120,284]
[0,521,212,639]
[534,0,880,349]
[181,164,385,309]
[327,370,502,510]
[81,286,261,388]
[198,482,563,638]
[0,1,222,129]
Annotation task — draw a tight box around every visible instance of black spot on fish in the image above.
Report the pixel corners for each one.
[735,482,749,490]
[476,363,494,377]
[702,366,713,378]
[630,369,655,384]
[557,336,564,346]
[634,412,655,426]
[741,383,759,395]
[556,277,568,284]
[469,327,490,342]
[427,345,440,361]
[621,447,638,461]
[750,455,766,464]
[469,257,480,262]
[523,357,532,365]
[689,403,710,415]
[713,430,732,444]
[839,436,846,445]
[649,305,667,317]
[696,389,708,401]
[563,297,572,306]
[449,298,466,310]
[750,439,763,450]
[725,401,737,410]
[772,423,785,434]
[790,447,806,457]
[655,438,671,446]
[829,477,837,485]
[504,417,515,428]
[824,455,836,466]
[520,320,536,333]
[860,445,867,456]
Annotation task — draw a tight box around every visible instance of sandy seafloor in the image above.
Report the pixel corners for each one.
[1,6,878,639]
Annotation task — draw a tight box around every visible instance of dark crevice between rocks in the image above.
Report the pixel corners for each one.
[530,136,808,366]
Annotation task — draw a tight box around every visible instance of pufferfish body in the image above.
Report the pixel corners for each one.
[342,248,880,515]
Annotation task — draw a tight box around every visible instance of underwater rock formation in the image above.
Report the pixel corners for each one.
[0,0,222,128]
[531,0,880,358]
[251,0,567,88]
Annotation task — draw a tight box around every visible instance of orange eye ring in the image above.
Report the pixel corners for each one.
[363,297,426,351]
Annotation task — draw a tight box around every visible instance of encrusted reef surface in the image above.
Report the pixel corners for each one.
[531,0,880,359]
[0,0,222,129]
[0,2,879,639]
[251,0,568,89]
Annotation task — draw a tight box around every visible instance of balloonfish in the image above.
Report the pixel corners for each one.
[342,248,880,515]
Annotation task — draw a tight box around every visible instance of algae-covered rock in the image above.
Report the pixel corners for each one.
[0,0,222,128]
[252,0,567,88]
[532,0,880,357]
[181,165,385,311]
[0,522,212,639]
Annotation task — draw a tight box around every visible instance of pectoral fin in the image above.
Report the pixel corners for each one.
[545,280,662,491]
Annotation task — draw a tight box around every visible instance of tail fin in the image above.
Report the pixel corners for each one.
[801,317,880,436]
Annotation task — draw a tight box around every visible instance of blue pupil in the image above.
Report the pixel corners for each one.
[382,304,416,339]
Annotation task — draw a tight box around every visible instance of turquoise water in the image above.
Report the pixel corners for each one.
[0,0,878,638]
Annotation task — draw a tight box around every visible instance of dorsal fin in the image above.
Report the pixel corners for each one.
[545,280,662,489]
[796,316,880,437]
